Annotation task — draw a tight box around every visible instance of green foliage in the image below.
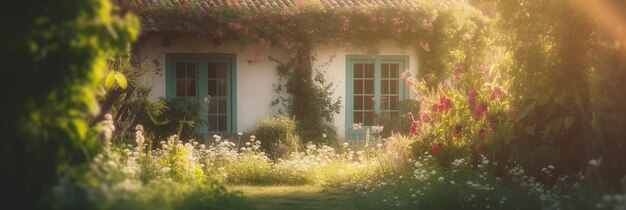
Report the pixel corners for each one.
[0,0,139,208]
[272,58,342,144]
[253,116,302,159]
[496,0,596,174]
[590,22,626,189]
[122,0,491,85]
[97,51,166,147]
[376,99,421,137]
[51,142,252,210]
[146,97,204,142]
[104,71,128,90]
[350,153,599,210]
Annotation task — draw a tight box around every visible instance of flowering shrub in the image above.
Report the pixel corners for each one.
[402,65,515,167]
[252,115,301,159]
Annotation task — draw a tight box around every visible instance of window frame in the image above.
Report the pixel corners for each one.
[165,53,238,135]
[345,55,410,138]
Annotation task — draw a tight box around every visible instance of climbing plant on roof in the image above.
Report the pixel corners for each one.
[122,0,492,83]
[119,0,492,142]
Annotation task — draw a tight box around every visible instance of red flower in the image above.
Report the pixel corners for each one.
[420,112,432,123]
[476,144,485,156]
[473,102,488,118]
[440,96,452,110]
[432,103,442,112]
[453,66,463,80]
[227,22,242,31]
[409,121,419,138]
[468,89,478,106]
[453,124,462,138]
[432,143,443,157]
[433,96,452,112]
[478,129,487,141]
[490,86,505,100]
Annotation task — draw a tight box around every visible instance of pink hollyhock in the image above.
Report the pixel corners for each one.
[476,144,485,156]
[432,103,442,112]
[433,96,452,112]
[478,129,487,141]
[453,124,462,138]
[405,77,415,86]
[473,102,488,118]
[439,96,452,110]
[490,86,505,100]
[409,121,419,138]
[400,69,410,78]
[227,22,242,31]
[453,66,463,80]
[420,112,432,123]
[432,143,443,157]
[468,89,478,106]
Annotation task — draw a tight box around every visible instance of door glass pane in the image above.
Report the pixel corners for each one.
[218,116,227,132]
[186,64,196,79]
[390,64,399,76]
[187,80,196,96]
[207,80,217,96]
[390,80,398,94]
[364,64,374,78]
[364,96,374,110]
[382,64,389,78]
[364,112,374,125]
[354,64,363,78]
[381,80,389,94]
[176,80,185,96]
[390,96,398,110]
[207,62,217,78]
[354,112,363,124]
[354,96,363,110]
[208,98,217,114]
[218,80,226,96]
[207,115,217,132]
[217,63,227,78]
[364,80,374,94]
[176,63,186,78]
[390,65,399,78]
[354,80,363,94]
[218,99,227,114]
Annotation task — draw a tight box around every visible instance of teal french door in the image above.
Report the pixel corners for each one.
[345,55,410,139]
[166,54,237,135]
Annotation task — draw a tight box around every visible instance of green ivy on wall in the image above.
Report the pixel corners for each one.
[122,0,492,85]
[118,0,492,141]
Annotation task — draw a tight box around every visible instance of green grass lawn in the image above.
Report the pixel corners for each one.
[229,185,359,210]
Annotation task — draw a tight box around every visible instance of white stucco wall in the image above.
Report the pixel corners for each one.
[137,36,418,139]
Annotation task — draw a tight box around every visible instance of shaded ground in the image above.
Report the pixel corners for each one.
[229,185,358,210]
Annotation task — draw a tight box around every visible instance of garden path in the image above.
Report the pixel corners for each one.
[229,185,358,210]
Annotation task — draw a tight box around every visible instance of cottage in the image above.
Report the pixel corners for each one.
[120,0,488,142]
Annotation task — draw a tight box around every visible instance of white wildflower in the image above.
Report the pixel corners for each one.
[135,124,144,148]
[589,157,602,168]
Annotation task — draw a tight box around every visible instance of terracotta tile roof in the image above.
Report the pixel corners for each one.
[126,0,422,11]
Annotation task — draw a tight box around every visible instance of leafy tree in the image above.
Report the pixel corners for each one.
[494,0,596,174]
[0,0,139,208]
